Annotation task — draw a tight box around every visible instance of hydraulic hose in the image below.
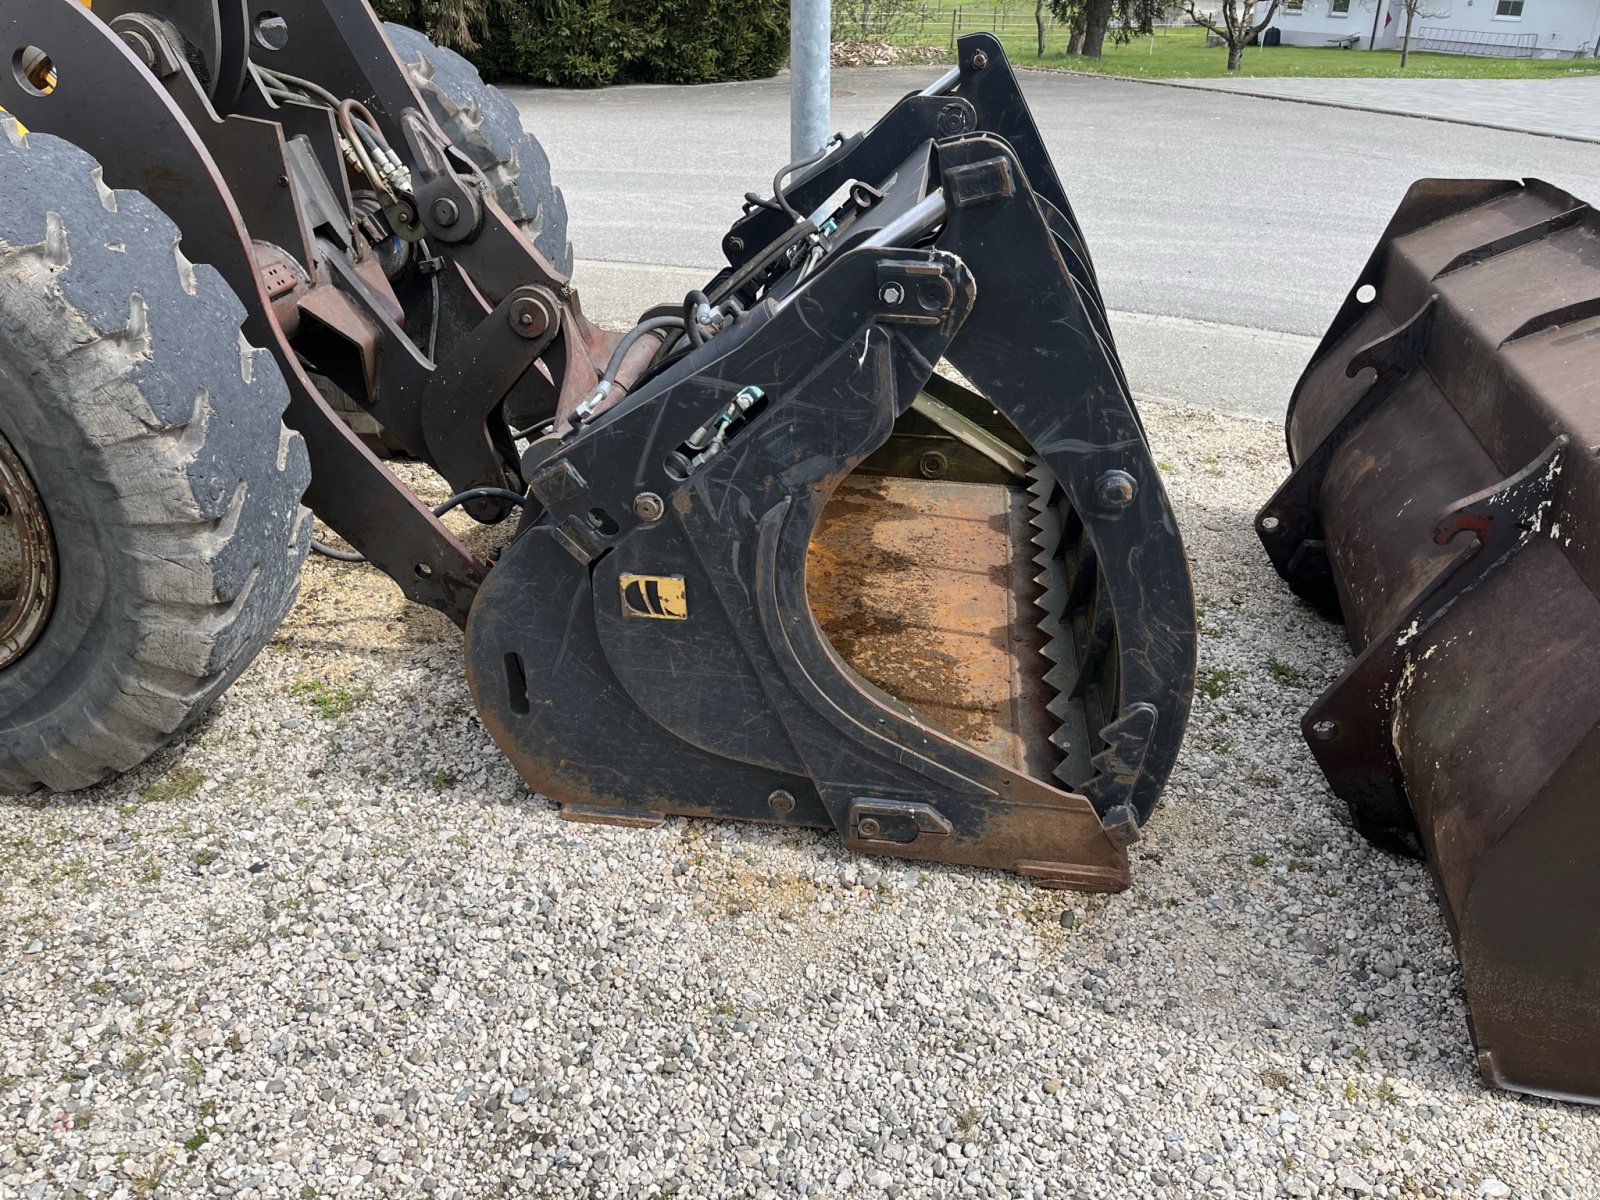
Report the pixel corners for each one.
[310,487,529,562]
[742,133,844,223]
[602,316,687,384]
[684,290,711,348]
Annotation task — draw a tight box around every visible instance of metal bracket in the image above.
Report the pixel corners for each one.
[1257,296,1438,618]
[846,800,955,847]
[422,285,559,520]
[908,390,1029,480]
[875,259,959,330]
[1302,435,1569,853]
[945,156,1014,209]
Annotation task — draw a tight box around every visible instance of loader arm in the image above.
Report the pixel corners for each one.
[0,0,627,621]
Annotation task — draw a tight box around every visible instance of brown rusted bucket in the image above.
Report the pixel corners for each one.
[1259,178,1600,1102]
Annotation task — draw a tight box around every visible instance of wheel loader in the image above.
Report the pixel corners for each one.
[0,0,1594,1103]
[0,1,1197,886]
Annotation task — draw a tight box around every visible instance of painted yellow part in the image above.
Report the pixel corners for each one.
[619,575,688,620]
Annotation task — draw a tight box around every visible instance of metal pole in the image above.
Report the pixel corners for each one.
[790,0,831,160]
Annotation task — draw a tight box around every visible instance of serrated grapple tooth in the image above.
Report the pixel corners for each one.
[1027,458,1094,790]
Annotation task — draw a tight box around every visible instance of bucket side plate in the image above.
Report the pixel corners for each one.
[1261,177,1600,1101]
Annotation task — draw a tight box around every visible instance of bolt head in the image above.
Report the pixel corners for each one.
[970,50,989,70]
[632,492,665,523]
[857,817,883,839]
[728,236,746,254]
[430,197,460,226]
[879,283,905,306]
[1094,470,1137,511]
[767,789,796,815]
[508,298,549,338]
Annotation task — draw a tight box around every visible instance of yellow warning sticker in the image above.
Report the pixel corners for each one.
[619,574,688,620]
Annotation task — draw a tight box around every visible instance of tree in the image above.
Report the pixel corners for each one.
[375,0,493,49]
[1051,0,1089,54]
[1050,0,1161,57]
[1036,0,1048,56]
[1372,0,1449,68]
[1047,0,1112,57]
[1181,0,1281,71]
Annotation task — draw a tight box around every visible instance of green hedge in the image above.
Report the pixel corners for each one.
[374,0,790,87]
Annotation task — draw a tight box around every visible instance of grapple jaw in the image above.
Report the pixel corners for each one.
[465,37,1196,892]
[1261,177,1600,1101]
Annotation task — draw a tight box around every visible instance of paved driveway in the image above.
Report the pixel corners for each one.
[1170,74,1600,143]
[507,67,1600,337]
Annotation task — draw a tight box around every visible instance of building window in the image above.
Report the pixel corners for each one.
[1330,0,1350,14]
[1283,0,1303,11]
[1494,0,1524,17]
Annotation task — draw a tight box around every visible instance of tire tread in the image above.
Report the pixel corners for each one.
[0,119,311,794]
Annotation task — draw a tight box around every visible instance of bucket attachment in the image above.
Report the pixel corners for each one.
[1260,178,1600,1101]
[465,36,1196,893]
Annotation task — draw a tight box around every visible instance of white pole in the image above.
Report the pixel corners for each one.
[791,0,832,159]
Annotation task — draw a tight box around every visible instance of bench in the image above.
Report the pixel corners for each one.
[1326,34,1361,48]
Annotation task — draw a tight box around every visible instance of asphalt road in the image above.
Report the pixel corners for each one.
[507,67,1600,338]
[1178,74,1600,144]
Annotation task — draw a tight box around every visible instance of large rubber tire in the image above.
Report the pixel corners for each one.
[0,120,312,794]
[384,22,574,276]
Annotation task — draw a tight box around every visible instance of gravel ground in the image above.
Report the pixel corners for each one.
[3,403,1597,1200]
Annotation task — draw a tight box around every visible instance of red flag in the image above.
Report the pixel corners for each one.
[1384,10,1393,23]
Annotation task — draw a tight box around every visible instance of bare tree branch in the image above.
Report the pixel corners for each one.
[1179,0,1227,36]
[1249,0,1283,36]
[1182,0,1277,69]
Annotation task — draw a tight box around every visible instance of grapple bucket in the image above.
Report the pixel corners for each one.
[1260,178,1600,1101]
[465,36,1196,893]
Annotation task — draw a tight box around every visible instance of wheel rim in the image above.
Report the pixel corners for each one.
[0,429,56,669]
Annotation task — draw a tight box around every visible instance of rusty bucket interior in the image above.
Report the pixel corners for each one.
[808,384,1060,781]
[1260,177,1600,1102]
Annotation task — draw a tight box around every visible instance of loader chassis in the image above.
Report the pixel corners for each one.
[0,4,1196,890]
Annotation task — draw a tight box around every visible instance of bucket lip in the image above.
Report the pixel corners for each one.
[1479,1050,1600,1107]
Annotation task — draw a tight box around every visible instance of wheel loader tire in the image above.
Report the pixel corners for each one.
[384,22,574,277]
[0,122,312,794]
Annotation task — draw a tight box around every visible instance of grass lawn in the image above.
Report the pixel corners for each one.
[875,3,1600,78]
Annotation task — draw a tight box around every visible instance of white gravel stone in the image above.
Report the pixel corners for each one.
[1,406,1597,1198]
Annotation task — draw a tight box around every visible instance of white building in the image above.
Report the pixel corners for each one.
[1265,0,1600,57]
